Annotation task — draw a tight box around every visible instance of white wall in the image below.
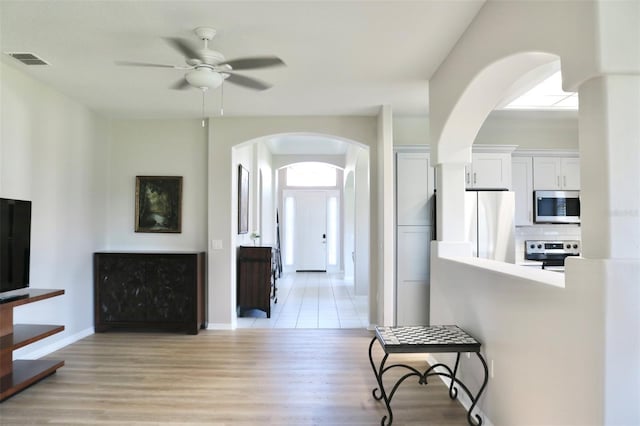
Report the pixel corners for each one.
[343,169,355,280]
[393,112,579,150]
[233,142,254,248]
[106,119,207,251]
[377,106,394,325]
[354,146,370,299]
[256,142,274,246]
[393,116,429,146]
[429,1,596,159]
[1,63,108,354]
[476,111,579,149]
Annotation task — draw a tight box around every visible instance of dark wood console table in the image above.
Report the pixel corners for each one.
[237,246,276,318]
[368,325,488,426]
[1,288,65,401]
[94,252,205,334]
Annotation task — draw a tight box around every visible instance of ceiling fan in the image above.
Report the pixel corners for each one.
[116,27,285,92]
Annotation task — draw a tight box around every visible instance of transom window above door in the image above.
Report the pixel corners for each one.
[286,163,337,187]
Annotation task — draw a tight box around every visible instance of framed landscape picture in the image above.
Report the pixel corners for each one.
[135,176,182,233]
[238,165,249,234]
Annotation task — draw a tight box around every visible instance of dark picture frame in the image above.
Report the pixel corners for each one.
[238,165,249,234]
[135,176,182,233]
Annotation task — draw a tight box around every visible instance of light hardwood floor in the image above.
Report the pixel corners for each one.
[0,329,470,425]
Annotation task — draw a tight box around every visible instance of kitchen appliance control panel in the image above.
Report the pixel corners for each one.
[525,240,581,257]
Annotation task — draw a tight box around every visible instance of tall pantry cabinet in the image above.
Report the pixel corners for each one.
[395,151,435,326]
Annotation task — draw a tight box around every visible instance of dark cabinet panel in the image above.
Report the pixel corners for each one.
[94,252,205,334]
[237,246,272,318]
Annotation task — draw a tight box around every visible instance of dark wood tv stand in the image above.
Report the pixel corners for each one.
[0,288,65,401]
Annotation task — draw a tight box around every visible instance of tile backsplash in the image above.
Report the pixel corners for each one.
[515,225,582,263]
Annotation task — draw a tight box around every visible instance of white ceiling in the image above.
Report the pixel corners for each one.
[0,0,485,119]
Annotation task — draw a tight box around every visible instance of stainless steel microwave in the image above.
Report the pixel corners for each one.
[534,190,581,224]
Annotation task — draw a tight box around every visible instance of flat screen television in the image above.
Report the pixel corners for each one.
[0,198,32,293]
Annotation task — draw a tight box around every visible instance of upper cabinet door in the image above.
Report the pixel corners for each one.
[533,157,580,190]
[533,157,562,190]
[467,153,512,189]
[396,152,434,226]
[561,158,581,190]
[512,156,533,226]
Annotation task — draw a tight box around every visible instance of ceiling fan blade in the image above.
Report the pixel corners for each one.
[115,60,179,68]
[225,73,272,91]
[219,56,285,70]
[165,37,203,61]
[170,78,191,90]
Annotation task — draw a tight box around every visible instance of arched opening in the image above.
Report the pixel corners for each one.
[432,52,562,243]
[230,133,370,329]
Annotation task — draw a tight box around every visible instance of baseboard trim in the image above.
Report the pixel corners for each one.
[13,327,95,360]
[206,323,234,330]
[426,354,495,426]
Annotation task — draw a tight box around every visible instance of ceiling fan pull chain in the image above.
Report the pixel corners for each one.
[220,81,225,116]
[201,87,207,127]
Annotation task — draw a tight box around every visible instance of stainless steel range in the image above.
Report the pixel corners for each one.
[525,240,581,271]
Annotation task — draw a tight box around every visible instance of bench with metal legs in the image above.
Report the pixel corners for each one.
[368,325,489,426]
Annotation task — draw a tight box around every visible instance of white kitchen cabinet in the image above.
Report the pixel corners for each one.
[561,158,581,189]
[466,152,512,189]
[396,225,432,326]
[396,152,435,226]
[512,156,533,226]
[533,157,580,190]
[395,149,434,326]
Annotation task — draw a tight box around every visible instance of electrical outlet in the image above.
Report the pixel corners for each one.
[466,352,471,359]
[490,359,494,379]
[211,240,223,250]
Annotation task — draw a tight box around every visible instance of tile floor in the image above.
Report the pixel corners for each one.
[236,272,369,329]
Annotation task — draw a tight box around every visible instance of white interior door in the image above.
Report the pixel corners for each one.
[294,191,327,271]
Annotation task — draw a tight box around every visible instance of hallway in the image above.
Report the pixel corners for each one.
[237,272,369,329]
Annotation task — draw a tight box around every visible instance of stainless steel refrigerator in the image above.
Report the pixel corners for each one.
[464,190,515,263]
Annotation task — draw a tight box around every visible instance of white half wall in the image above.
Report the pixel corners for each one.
[430,251,604,425]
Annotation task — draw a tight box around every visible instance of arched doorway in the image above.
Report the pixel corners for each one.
[230,133,371,329]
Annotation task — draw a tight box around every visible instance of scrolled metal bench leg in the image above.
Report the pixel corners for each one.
[465,352,489,426]
[448,353,462,399]
[368,336,394,425]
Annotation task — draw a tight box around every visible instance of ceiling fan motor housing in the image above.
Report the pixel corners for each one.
[200,49,225,65]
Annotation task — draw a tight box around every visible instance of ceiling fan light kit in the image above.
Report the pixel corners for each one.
[186,68,223,90]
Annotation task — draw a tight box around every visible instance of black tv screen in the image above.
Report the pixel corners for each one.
[0,198,32,293]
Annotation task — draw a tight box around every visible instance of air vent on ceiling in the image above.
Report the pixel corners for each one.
[6,52,49,65]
